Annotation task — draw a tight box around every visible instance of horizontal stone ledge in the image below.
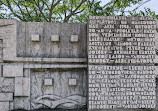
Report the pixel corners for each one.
[3,57,87,63]
[24,64,87,68]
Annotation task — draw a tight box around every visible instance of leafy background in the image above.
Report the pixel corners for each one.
[0,0,157,23]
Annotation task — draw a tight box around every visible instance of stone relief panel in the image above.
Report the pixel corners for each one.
[30,68,87,110]
[0,20,87,111]
[17,22,87,58]
[34,95,86,109]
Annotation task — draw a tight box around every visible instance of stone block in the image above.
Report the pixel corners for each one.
[71,35,78,42]
[69,79,77,86]
[0,77,14,92]
[0,93,13,101]
[15,77,30,96]
[51,35,59,42]
[155,66,158,78]
[44,79,53,86]
[0,102,9,111]
[3,64,23,77]
[31,35,40,42]
[10,102,14,110]
[14,97,30,110]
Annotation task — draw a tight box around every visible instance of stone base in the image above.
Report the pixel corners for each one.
[12,108,158,111]
[12,108,87,111]
[88,109,156,111]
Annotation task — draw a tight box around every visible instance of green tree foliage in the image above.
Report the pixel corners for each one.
[0,0,157,22]
[88,0,158,19]
[0,1,7,19]
[0,0,87,22]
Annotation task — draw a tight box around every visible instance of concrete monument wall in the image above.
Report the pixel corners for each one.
[88,16,156,110]
[0,20,87,111]
[0,17,157,111]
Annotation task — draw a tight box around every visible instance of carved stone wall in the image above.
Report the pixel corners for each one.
[0,20,87,111]
[88,16,157,110]
[0,17,158,111]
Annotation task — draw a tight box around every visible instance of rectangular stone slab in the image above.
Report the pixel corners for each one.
[0,77,14,92]
[88,16,156,64]
[88,65,156,109]
[0,102,9,111]
[15,77,30,96]
[88,16,156,109]
[0,93,13,101]
[3,64,23,77]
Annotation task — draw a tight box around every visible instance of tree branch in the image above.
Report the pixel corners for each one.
[5,0,23,20]
[52,0,62,8]
[12,0,26,20]
[33,7,40,21]
[72,0,86,14]
[34,0,49,22]
[41,0,49,9]
[51,0,55,7]
[132,0,151,11]
[49,0,62,22]
[63,0,87,22]
[74,9,85,15]
[23,4,33,21]
[64,0,67,20]
[109,0,119,14]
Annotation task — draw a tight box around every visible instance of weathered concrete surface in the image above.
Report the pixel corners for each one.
[0,102,9,111]
[30,68,87,109]
[15,77,30,96]
[0,19,88,111]
[3,64,23,77]
[88,16,156,110]
[0,18,158,111]
[17,22,87,58]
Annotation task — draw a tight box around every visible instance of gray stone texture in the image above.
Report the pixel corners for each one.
[0,77,14,92]
[0,19,87,111]
[30,68,87,110]
[88,16,157,110]
[0,17,157,111]
[51,35,60,42]
[15,77,30,96]
[0,93,13,101]
[16,22,87,58]
[3,64,23,77]
[0,102,9,111]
